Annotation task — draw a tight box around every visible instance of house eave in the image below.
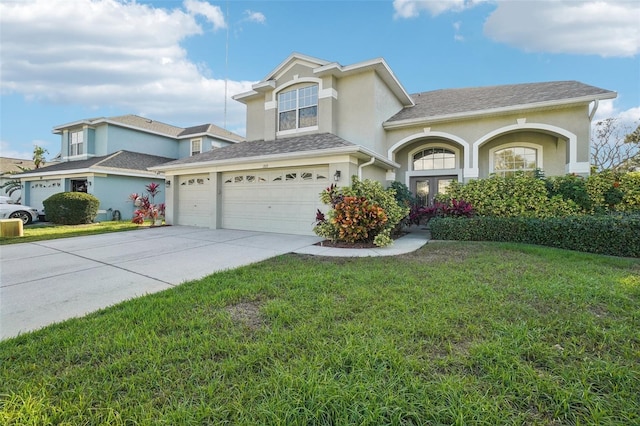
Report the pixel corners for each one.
[17,167,160,179]
[150,146,399,173]
[383,93,617,130]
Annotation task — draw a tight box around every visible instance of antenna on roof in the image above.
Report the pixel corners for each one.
[223,0,229,130]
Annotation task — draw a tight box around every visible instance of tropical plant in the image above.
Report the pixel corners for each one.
[33,145,48,169]
[314,177,409,247]
[409,199,475,226]
[0,165,29,202]
[129,182,165,225]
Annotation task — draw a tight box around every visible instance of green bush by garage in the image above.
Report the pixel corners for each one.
[43,192,100,225]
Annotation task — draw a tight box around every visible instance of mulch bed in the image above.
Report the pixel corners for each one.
[314,232,408,249]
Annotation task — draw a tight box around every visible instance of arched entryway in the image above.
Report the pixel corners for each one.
[388,130,470,206]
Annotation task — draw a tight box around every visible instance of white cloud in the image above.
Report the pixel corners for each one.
[184,0,226,30]
[393,1,639,58]
[393,0,484,18]
[0,0,253,133]
[453,21,464,41]
[593,100,640,129]
[484,0,640,57]
[0,141,32,161]
[243,10,266,24]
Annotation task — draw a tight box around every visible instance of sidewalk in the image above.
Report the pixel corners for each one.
[295,226,430,257]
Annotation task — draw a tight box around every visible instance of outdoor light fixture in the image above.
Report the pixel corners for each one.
[333,170,341,181]
[165,180,171,188]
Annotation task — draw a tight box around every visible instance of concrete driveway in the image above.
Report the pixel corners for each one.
[1,226,323,340]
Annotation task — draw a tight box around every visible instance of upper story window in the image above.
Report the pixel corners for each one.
[70,130,84,156]
[191,139,202,156]
[493,146,538,177]
[278,85,318,132]
[413,148,456,170]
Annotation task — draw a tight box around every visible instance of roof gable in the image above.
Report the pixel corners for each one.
[263,52,330,81]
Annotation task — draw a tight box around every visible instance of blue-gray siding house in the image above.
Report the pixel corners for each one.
[18,115,243,221]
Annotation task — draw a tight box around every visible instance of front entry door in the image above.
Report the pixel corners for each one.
[410,176,457,207]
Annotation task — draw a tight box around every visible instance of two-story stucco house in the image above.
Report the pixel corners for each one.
[153,52,616,235]
[18,115,243,220]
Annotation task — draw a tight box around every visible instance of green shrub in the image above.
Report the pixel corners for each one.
[585,171,640,213]
[430,215,640,257]
[545,174,592,211]
[389,181,415,208]
[440,173,579,218]
[43,192,100,225]
[314,177,409,247]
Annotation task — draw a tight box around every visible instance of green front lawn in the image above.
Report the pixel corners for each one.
[1,242,639,425]
[0,221,142,245]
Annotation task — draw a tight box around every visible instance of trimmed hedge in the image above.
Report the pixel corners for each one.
[429,215,640,258]
[43,192,100,225]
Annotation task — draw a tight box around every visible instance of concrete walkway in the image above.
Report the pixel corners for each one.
[1,226,429,340]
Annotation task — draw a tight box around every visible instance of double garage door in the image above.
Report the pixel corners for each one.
[176,167,330,235]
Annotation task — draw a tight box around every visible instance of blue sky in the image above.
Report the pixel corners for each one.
[1,0,638,160]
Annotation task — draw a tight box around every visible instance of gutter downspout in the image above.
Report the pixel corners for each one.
[589,99,599,121]
[358,157,376,180]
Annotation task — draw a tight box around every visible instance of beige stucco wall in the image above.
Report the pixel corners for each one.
[335,71,404,154]
[386,104,592,178]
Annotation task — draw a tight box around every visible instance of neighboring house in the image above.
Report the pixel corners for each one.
[0,157,36,203]
[157,53,614,236]
[17,115,243,220]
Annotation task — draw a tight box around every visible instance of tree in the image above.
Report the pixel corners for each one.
[591,118,640,172]
[33,145,49,169]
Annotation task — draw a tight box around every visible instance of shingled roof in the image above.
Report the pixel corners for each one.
[386,81,616,124]
[179,123,245,142]
[157,133,357,167]
[53,114,244,142]
[16,151,175,176]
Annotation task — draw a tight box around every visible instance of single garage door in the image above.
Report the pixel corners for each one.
[29,179,62,213]
[222,167,329,235]
[177,174,212,227]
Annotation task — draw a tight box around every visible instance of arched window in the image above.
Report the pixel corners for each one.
[493,146,538,176]
[413,148,456,170]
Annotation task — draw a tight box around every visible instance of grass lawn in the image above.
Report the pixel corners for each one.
[0,221,143,245]
[1,242,638,425]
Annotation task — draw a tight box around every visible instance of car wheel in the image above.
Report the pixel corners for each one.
[9,210,32,225]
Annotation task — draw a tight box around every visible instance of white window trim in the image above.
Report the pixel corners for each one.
[489,142,543,175]
[70,130,84,157]
[190,138,202,156]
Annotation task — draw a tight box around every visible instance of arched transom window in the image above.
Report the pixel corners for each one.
[493,146,538,176]
[413,148,456,170]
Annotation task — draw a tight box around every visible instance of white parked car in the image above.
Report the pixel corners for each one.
[0,196,39,225]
